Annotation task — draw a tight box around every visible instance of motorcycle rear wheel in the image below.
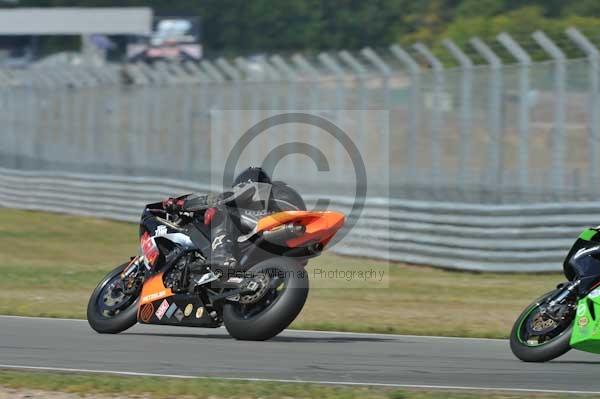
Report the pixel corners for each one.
[510,289,574,362]
[87,262,140,334]
[223,257,309,341]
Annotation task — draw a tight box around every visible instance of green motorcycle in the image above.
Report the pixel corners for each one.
[511,227,600,362]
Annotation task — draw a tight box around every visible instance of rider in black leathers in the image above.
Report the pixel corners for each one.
[161,167,276,280]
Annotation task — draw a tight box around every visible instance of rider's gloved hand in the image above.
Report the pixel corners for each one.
[162,197,185,214]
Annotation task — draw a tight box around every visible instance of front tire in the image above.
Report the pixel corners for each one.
[510,289,574,362]
[87,262,140,334]
[223,257,309,341]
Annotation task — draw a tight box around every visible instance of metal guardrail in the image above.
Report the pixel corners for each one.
[0,166,587,272]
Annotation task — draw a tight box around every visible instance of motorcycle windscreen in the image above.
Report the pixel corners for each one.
[570,290,600,353]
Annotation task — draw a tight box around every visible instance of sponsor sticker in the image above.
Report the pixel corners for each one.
[142,290,167,304]
[579,316,589,328]
[184,304,193,317]
[155,225,168,237]
[165,303,178,319]
[195,307,204,319]
[141,232,160,266]
[590,289,600,299]
[139,303,154,323]
[175,308,184,322]
[577,303,587,317]
[155,299,170,320]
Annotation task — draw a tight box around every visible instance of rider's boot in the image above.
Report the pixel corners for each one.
[190,207,239,287]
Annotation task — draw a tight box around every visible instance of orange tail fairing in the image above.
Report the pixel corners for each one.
[256,211,345,248]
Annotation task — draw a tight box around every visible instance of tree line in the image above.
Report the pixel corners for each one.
[2,0,600,61]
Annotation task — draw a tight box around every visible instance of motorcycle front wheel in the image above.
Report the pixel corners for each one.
[87,262,140,334]
[223,257,309,341]
[510,289,575,362]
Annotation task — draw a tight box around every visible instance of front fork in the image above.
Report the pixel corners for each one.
[540,279,581,321]
[120,256,145,295]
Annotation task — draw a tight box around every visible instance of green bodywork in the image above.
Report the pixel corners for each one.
[570,291,600,353]
[579,228,598,241]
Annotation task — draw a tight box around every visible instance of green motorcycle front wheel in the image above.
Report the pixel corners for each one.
[510,289,575,362]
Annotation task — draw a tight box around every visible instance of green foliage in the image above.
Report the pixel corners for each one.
[439,6,600,63]
[454,0,504,18]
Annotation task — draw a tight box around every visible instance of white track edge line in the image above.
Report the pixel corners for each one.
[0,364,597,395]
[0,315,505,342]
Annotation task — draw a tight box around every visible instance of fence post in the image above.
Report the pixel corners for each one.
[182,61,212,177]
[318,52,346,178]
[361,47,391,108]
[69,68,94,168]
[215,58,242,179]
[291,54,321,145]
[178,66,195,178]
[498,32,532,191]
[257,55,281,112]
[233,57,262,167]
[201,60,225,83]
[216,56,243,149]
[361,47,392,179]
[533,31,566,195]
[270,54,299,161]
[84,69,102,168]
[566,27,599,194]
[201,60,226,174]
[143,64,161,171]
[470,37,503,200]
[26,71,43,169]
[182,61,210,81]
[414,42,444,189]
[390,44,421,187]
[0,71,14,167]
[339,50,368,160]
[164,62,196,177]
[156,62,181,168]
[0,71,9,164]
[443,39,473,189]
[135,63,161,171]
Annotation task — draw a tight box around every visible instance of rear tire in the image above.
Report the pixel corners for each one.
[87,263,139,334]
[509,290,573,362]
[223,257,308,341]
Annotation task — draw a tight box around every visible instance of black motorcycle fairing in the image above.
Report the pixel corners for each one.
[563,229,600,295]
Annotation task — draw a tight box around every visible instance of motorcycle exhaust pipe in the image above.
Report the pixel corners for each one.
[262,222,306,245]
[285,242,324,257]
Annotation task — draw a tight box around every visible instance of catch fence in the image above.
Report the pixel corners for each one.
[2,27,600,270]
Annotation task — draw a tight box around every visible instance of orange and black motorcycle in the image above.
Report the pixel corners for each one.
[86,182,344,341]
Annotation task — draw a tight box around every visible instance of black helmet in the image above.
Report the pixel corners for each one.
[233,167,272,187]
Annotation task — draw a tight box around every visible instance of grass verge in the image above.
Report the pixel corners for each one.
[0,370,576,399]
[0,209,564,338]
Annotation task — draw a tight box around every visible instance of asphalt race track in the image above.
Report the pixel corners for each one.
[1,316,600,394]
